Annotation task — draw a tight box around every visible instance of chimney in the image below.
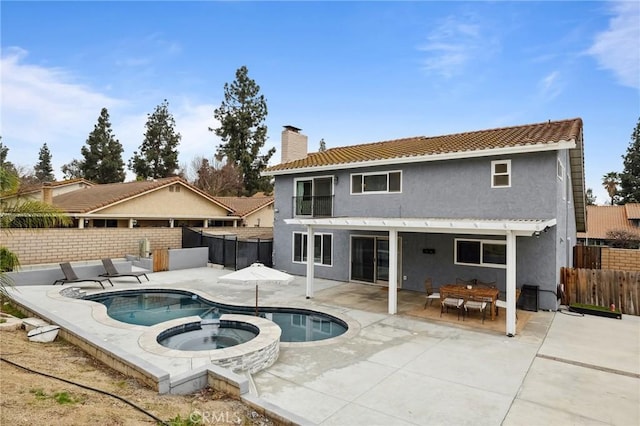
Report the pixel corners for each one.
[281,125,308,164]
[42,182,53,204]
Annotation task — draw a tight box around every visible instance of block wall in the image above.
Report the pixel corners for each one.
[1,228,182,266]
[601,247,640,272]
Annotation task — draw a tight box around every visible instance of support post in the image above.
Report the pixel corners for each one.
[506,230,517,336]
[306,225,315,299]
[388,229,398,315]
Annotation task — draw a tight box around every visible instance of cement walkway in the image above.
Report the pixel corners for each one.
[6,267,639,425]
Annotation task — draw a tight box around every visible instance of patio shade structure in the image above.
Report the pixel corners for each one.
[218,263,294,315]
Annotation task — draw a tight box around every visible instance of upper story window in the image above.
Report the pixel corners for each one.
[351,171,401,194]
[294,176,334,217]
[454,238,506,268]
[491,160,511,188]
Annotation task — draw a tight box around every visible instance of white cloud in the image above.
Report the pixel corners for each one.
[0,48,219,181]
[1,47,123,174]
[537,70,563,101]
[418,15,498,78]
[588,1,640,89]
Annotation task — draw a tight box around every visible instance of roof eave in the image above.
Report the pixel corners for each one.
[263,140,576,176]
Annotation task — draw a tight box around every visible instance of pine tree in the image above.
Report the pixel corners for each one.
[619,117,640,203]
[80,108,125,183]
[129,100,181,179]
[0,137,17,178]
[34,142,54,182]
[211,66,275,195]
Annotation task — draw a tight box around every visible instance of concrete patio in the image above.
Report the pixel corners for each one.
[5,266,639,425]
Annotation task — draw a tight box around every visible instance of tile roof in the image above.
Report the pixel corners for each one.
[212,195,274,217]
[577,204,640,240]
[1,178,94,197]
[52,176,232,214]
[624,203,640,220]
[265,118,583,172]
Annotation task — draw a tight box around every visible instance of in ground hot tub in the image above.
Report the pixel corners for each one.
[139,314,281,374]
[157,319,258,351]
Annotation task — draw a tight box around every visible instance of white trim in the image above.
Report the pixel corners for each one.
[293,175,336,196]
[454,238,507,268]
[350,170,402,194]
[292,231,333,266]
[491,159,511,188]
[285,217,556,237]
[557,159,564,180]
[264,140,577,176]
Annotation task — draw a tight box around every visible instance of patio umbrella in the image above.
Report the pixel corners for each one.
[218,263,294,315]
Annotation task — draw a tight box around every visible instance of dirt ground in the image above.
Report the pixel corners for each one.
[0,321,273,426]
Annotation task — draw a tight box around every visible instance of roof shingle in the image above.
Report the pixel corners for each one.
[577,204,640,240]
[52,177,231,214]
[212,196,274,217]
[265,118,583,172]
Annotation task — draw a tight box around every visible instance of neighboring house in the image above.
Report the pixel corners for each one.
[1,178,94,203]
[577,204,640,246]
[213,194,274,228]
[1,176,275,231]
[264,119,586,336]
[3,176,242,228]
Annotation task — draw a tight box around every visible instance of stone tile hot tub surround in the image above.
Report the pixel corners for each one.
[139,314,282,374]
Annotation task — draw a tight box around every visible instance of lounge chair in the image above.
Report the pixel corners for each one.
[100,258,149,283]
[52,262,113,289]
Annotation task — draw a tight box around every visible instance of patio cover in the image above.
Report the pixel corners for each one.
[285,216,557,337]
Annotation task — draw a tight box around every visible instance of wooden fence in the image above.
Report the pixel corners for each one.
[152,249,169,272]
[573,245,601,269]
[560,267,640,316]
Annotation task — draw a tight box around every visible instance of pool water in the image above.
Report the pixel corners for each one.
[85,289,347,342]
[157,320,259,351]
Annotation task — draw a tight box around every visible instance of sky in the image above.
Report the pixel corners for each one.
[1,1,639,205]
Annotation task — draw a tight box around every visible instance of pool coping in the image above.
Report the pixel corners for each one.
[8,285,361,384]
[76,286,361,348]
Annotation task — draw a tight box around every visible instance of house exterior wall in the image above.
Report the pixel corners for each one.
[273,150,576,310]
[1,228,182,266]
[96,186,229,217]
[243,205,274,228]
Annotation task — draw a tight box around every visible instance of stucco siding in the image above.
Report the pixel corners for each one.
[272,149,567,311]
[244,205,274,228]
[95,187,229,216]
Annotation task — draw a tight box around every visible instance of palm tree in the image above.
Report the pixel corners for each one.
[1,167,71,297]
[602,172,620,205]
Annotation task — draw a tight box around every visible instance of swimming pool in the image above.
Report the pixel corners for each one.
[85,289,348,342]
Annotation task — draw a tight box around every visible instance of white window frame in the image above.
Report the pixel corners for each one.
[454,238,507,269]
[293,175,335,217]
[292,232,333,266]
[491,160,511,188]
[351,170,402,194]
